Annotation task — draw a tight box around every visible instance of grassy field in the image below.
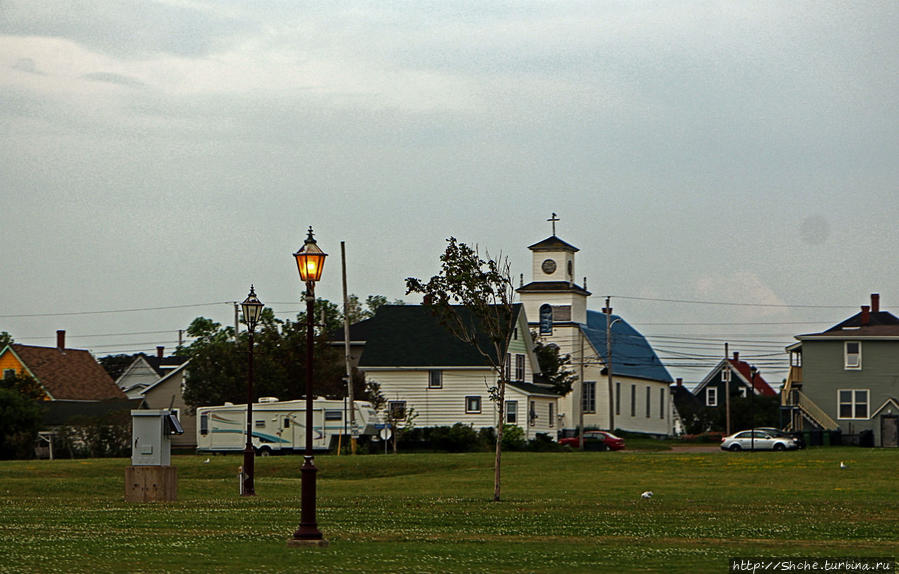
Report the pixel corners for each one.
[0,447,896,573]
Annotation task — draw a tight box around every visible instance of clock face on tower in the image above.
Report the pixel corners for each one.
[541,259,557,274]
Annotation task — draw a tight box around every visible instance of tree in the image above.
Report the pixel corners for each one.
[98,353,143,381]
[0,373,45,459]
[180,299,377,411]
[406,237,517,502]
[532,336,577,396]
[0,331,13,348]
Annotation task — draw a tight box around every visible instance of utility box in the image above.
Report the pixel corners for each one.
[126,410,183,502]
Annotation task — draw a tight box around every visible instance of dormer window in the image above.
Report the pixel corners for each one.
[844,342,861,370]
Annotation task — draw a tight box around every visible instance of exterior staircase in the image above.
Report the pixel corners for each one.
[781,365,839,431]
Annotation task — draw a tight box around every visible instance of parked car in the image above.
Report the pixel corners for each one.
[720,430,800,452]
[559,430,626,451]
[754,427,805,448]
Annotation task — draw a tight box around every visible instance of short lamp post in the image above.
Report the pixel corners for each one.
[241,285,264,496]
[289,227,328,546]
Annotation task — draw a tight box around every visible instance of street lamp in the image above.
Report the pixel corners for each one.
[241,285,264,497]
[288,227,328,546]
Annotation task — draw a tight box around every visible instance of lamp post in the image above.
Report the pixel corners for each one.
[241,285,264,497]
[289,227,328,546]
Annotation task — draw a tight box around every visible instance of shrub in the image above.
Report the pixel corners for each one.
[500,424,526,451]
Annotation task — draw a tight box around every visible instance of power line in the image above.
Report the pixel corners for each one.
[0,302,229,318]
[603,295,857,309]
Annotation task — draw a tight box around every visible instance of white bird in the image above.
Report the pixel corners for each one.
[641,491,653,499]
[840,461,847,470]
[203,458,210,464]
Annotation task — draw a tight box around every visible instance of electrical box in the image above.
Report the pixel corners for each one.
[131,409,183,466]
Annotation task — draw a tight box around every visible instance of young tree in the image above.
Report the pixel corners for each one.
[406,237,517,502]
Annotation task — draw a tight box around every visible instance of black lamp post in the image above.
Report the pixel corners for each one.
[241,285,264,496]
[288,227,328,546]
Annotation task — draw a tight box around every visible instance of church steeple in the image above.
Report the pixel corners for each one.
[517,215,590,328]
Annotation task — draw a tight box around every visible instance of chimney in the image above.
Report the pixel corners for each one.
[56,330,65,351]
[676,378,683,387]
[733,351,739,362]
[157,346,165,359]
[861,305,870,325]
[871,293,880,313]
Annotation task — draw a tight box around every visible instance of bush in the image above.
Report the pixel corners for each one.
[527,433,564,452]
[501,425,526,451]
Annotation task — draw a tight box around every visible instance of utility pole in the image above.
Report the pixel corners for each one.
[605,296,615,433]
[340,241,356,454]
[577,328,585,449]
[233,302,239,344]
[724,342,731,436]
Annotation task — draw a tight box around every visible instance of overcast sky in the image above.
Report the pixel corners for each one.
[2,1,896,383]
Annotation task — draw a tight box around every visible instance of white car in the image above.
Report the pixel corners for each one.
[720,430,800,451]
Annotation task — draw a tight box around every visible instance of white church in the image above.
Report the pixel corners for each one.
[517,222,674,437]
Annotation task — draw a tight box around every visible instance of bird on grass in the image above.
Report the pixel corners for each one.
[203,458,210,464]
[840,461,847,470]
[641,491,653,499]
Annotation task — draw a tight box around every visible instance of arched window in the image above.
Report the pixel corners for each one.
[539,304,553,335]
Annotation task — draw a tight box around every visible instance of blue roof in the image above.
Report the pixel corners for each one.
[581,310,673,383]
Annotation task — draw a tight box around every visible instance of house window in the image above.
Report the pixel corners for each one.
[3,368,15,380]
[465,396,481,414]
[582,381,596,413]
[548,403,554,427]
[325,410,342,421]
[200,413,209,436]
[706,387,718,407]
[630,384,636,417]
[389,401,406,420]
[844,341,861,370]
[739,387,748,398]
[504,353,511,381]
[645,386,651,418]
[838,389,869,420]
[615,382,620,415]
[506,400,518,424]
[660,388,665,419]
[515,354,525,382]
[429,369,443,389]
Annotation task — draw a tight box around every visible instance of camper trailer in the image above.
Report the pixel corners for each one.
[196,397,380,455]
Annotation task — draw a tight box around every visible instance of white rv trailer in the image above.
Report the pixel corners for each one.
[196,397,380,454]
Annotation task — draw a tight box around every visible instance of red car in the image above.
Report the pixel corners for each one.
[559,430,626,451]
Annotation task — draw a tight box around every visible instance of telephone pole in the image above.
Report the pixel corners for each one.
[341,241,356,454]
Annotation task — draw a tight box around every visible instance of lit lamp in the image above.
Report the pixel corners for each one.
[288,227,328,546]
[241,285,264,496]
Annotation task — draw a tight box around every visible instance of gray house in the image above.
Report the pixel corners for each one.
[782,294,899,447]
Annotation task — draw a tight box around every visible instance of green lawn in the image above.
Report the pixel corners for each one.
[0,448,896,573]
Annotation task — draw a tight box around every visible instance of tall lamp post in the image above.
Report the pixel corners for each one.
[241,286,264,497]
[289,227,328,546]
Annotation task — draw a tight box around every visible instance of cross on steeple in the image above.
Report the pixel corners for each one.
[547,212,559,236]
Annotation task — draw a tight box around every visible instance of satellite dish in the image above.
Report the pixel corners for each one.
[379,427,393,441]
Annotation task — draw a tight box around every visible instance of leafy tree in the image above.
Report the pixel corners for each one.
[532,336,577,395]
[180,300,376,411]
[0,331,13,348]
[0,385,44,459]
[406,236,517,502]
[98,353,142,381]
